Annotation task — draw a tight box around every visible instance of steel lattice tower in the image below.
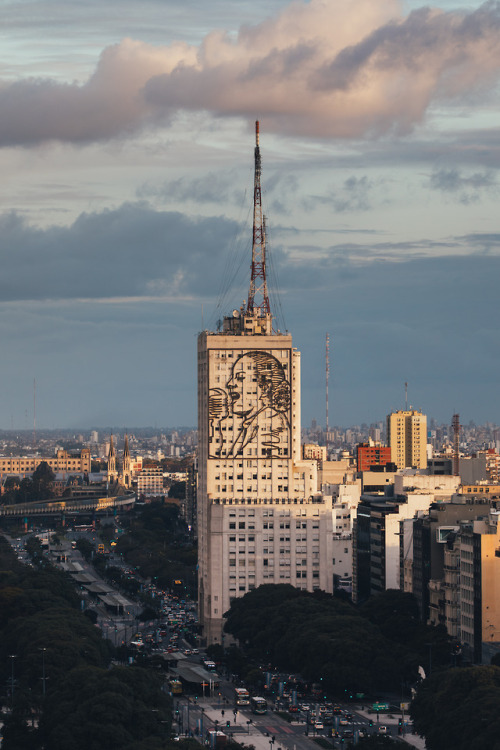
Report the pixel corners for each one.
[246,121,271,316]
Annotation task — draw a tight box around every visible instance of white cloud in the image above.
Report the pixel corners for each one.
[1,1,500,146]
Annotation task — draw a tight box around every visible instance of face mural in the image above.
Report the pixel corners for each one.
[208,350,291,458]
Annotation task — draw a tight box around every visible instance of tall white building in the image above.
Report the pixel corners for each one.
[197,124,333,644]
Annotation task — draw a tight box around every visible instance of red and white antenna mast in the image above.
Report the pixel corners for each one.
[246,120,270,316]
[452,413,460,476]
[325,333,330,456]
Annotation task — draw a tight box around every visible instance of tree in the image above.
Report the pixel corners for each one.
[411,665,500,749]
[32,461,56,500]
[168,482,186,500]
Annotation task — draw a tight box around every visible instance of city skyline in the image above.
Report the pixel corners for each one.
[1,0,500,429]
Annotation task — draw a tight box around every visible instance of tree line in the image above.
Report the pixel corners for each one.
[0,535,176,749]
[222,584,500,747]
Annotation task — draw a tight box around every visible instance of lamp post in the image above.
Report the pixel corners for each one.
[40,647,48,697]
[9,654,17,708]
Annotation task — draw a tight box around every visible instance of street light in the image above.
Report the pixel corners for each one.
[40,647,48,697]
[9,654,17,708]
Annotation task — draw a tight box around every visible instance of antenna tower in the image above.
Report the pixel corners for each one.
[452,413,460,476]
[33,378,36,447]
[246,121,270,316]
[325,333,330,456]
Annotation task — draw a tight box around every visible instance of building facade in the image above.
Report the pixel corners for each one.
[197,309,333,643]
[387,409,427,470]
[356,441,392,472]
[0,448,91,481]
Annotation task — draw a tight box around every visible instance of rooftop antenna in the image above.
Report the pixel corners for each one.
[452,413,460,476]
[33,378,36,447]
[246,121,270,317]
[405,381,408,411]
[326,333,330,456]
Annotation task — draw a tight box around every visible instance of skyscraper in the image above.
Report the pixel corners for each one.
[197,124,333,644]
[386,409,427,470]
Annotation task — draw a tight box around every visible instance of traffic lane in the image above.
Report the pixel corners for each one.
[195,703,331,750]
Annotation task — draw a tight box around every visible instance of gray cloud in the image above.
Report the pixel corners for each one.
[1,1,500,145]
[0,197,499,427]
[0,204,240,302]
[137,170,246,206]
[428,167,497,203]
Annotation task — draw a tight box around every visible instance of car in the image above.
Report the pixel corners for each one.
[339,718,349,726]
[378,726,387,734]
[314,722,324,730]
[341,730,354,739]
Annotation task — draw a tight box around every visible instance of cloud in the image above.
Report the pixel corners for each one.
[0,204,240,302]
[428,167,497,203]
[3,199,499,309]
[0,199,499,427]
[2,0,500,146]
[137,169,246,206]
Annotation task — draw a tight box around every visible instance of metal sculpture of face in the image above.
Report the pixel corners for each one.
[226,367,251,417]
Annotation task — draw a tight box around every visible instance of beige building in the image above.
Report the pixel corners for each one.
[0,448,91,481]
[136,466,164,497]
[387,409,427,470]
[197,307,333,644]
[303,443,327,462]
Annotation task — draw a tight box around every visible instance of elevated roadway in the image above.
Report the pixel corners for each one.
[0,491,135,518]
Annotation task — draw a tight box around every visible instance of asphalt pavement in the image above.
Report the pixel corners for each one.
[176,696,428,750]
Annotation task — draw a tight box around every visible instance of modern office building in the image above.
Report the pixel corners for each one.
[197,124,333,644]
[386,409,427,470]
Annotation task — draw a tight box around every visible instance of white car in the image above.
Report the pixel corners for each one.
[378,725,387,734]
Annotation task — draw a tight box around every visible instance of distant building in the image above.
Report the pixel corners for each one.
[0,448,91,482]
[107,434,132,488]
[356,440,392,472]
[136,466,164,497]
[386,409,427,470]
[303,443,327,462]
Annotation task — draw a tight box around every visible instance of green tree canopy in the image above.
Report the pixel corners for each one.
[411,665,500,750]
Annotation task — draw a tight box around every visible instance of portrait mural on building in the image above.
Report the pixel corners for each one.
[208,350,291,458]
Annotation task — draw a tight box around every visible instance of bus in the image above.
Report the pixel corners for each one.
[250,696,267,715]
[168,678,183,695]
[234,687,250,706]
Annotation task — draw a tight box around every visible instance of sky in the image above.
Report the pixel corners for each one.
[1,0,499,431]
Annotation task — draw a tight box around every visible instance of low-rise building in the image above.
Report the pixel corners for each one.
[0,448,91,482]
